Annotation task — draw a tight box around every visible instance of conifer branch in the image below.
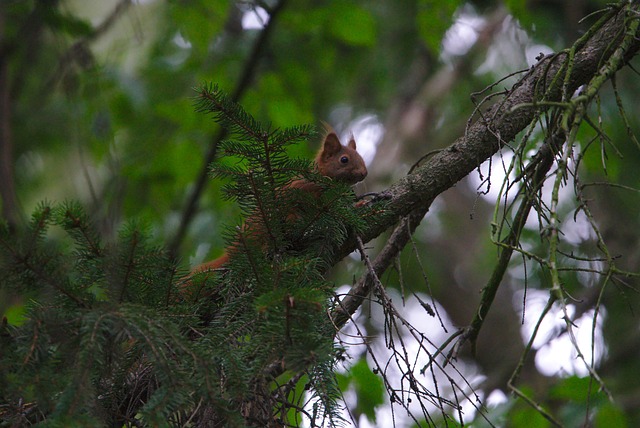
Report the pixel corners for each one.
[194,84,266,144]
[118,229,139,303]
[168,0,288,259]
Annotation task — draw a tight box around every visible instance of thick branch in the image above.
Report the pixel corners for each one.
[332,2,640,330]
[333,205,431,328]
[338,2,640,262]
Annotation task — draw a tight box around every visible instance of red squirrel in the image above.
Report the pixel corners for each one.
[189,130,367,278]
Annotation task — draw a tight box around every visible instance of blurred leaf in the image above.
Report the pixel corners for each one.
[286,375,308,427]
[595,402,628,428]
[240,71,315,130]
[155,98,218,134]
[350,358,385,422]
[504,0,528,23]
[42,8,94,37]
[3,304,27,326]
[511,404,552,428]
[327,2,377,46]
[336,371,351,391]
[549,376,592,401]
[417,0,461,54]
[466,395,515,428]
[170,0,230,54]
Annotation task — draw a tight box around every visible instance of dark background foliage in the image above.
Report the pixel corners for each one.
[2,0,640,426]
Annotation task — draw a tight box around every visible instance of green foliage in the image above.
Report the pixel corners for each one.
[510,405,552,428]
[417,0,462,54]
[326,2,377,47]
[466,375,628,428]
[4,0,640,426]
[2,304,26,326]
[337,358,385,423]
[1,84,366,425]
[188,83,368,423]
[170,0,231,54]
[0,201,208,425]
[595,402,629,428]
[504,0,528,23]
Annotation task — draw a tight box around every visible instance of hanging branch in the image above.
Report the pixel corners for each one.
[332,1,640,326]
[452,130,563,358]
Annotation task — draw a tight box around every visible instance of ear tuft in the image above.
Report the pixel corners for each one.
[347,133,356,150]
[322,132,342,156]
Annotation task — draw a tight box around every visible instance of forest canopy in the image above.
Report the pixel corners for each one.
[1,0,640,427]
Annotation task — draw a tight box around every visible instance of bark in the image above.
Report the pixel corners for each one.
[337,3,640,262]
[332,1,640,385]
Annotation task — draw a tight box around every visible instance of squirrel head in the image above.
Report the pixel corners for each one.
[315,131,368,185]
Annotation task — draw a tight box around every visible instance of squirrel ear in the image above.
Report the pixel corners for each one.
[322,132,342,156]
[347,133,356,150]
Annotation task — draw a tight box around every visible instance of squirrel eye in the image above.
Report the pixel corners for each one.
[340,156,349,164]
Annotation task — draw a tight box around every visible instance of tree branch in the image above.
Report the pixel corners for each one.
[334,1,640,324]
[168,0,288,260]
[332,205,431,329]
[42,0,133,92]
[454,130,563,357]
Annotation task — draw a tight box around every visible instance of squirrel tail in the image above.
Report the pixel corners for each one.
[191,253,230,274]
[179,252,229,301]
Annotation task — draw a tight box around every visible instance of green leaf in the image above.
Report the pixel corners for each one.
[284,374,308,427]
[327,3,377,47]
[417,0,461,54]
[510,405,552,428]
[245,73,314,127]
[504,0,528,22]
[336,371,351,391]
[549,376,592,401]
[595,402,628,428]
[350,358,384,422]
[42,8,94,37]
[3,304,27,326]
[170,0,230,53]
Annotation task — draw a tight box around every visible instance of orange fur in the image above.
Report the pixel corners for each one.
[182,129,367,296]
